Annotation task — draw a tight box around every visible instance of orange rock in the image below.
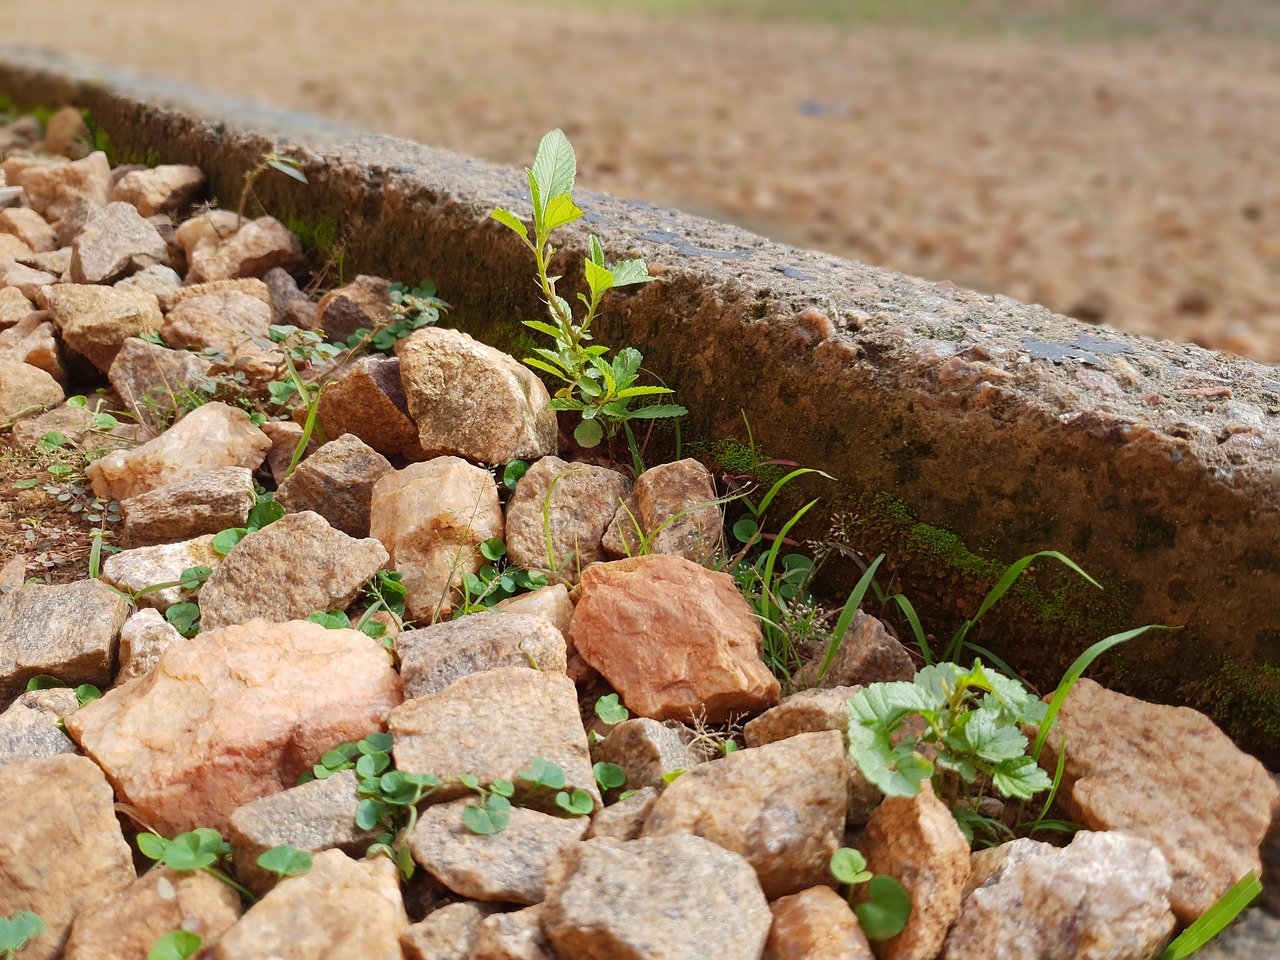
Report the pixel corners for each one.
[765,886,873,960]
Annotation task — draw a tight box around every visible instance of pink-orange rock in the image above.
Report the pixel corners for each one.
[792,611,916,689]
[0,286,33,329]
[314,274,394,342]
[111,164,206,217]
[157,276,272,313]
[0,357,62,422]
[65,618,403,835]
[571,554,780,723]
[765,886,874,960]
[14,150,111,222]
[0,207,57,253]
[107,336,214,427]
[186,214,305,283]
[603,458,722,563]
[316,354,427,460]
[0,313,64,382]
[174,209,245,259]
[0,258,56,299]
[42,283,162,372]
[160,289,276,361]
[68,200,168,283]
[39,106,88,157]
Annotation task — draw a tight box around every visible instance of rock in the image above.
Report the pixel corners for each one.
[64,866,241,960]
[401,901,499,960]
[744,685,883,824]
[198,511,388,631]
[397,612,567,699]
[0,258,56,299]
[0,233,32,259]
[101,534,219,613]
[543,835,772,960]
[111,164,206,216]
[108,336,214,427]
[16,246,70,275]
[213,850,407,960]
[396,326,557,463]
[590,718,699,794]
[0,356,62,422]
[765,886,874,960]
[317,354,427,460]
[0,553,27,588]
[603,458,722,563]
[642,730,848,899]
[114,261,182,298]
[227,769,381,898]
[67,200,167,283]
[157,276,273,314]
[87,401,270,502]
[0,579,128,703]
[0,755,135,960]
[187,214,305,283]
[0,115,41,152]
[859,782,970,960]
[391,667,598,811]
[0,286,33,329]
[1040,677,1280,923]
[791,610,916,689]
[0,313,63,382]
[505,455,630,583]
[174,209,244,257]
[409,797,589,904]
[471,904,556,960]
[492,583,581,676]
[7,395,119,450]
[314,274,394,342]
[161,289,276,360]
[261,419,316,483]
[940,831,1176,960]
[0,206,58,253]
[40,106,88,156]
[119,465,255,547]
[586,786,659,840]
[276,432,394,537]
[0,688,79,766]
[66,617,402,834]
[116,607,185,683]
[42,283,162,372]
[571,554,780,723]
[264,265,308,316]
[370,456,504,622]
[13,150,111,222]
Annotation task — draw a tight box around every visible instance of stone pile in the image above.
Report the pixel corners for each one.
[1,109,1276,960]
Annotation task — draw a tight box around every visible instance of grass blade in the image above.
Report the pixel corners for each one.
[758,499,819,625]
[817,554,885,681]
[884,592,931,665]
[754,468,832,519]
[1160,872,1261,960]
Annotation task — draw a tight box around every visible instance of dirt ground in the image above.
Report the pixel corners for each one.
[4,0,1280,360]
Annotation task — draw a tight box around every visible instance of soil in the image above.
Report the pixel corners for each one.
[5,0,1280,360]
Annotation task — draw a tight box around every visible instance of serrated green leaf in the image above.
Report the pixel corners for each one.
[945,707,1030,764]
[613,385,674,399]
[147,929,202,960]
[521,320,565,340]
[584,257,614,302]
[257,844,313,879]
[490,207,529,238]
[530,130,576,214]
[991,754,1053,800]
[609,259,655,287]
[589,233,605,266]
[523,357,574,383]
[544,193,585,232]
[618,403,687,420]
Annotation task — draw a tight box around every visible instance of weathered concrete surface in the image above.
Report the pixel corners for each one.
[4,46,1280,757]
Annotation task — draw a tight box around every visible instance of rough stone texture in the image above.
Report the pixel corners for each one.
[276,431,394,537]
[744,685,884,825]
[261,418,316,482]
[314,273,394,342]
[68,199,167,283]
[940,832,1176,960]
[40,105,88,156]
[543,835,772,960]
[409,797,589,904]
[0,257,55,298]
[161,288,276,360]
[0,552,28,588]
[316,354,427,459]
[64,866,241,960]
[0,687,79,766]
[590,718,699,794]
[493,582,574,637]
[0,579,129,703]
[111,163,206,216]
[397,612,566,699]
[12,149,110,221]
[87,401,270,502]
[1040,677,1279,923]
[7,395,119,450]
[157,275,273,313]
[0,356,62,421]
[603,458,722,563]
[0,313,63,382]
[792,611,917,690]
[401,902,499,960]
[0,233,32,259]
[642,730,848,900]
[119,464,255,547]
[370,456,504,621]
[187,213,305,282]
[115,261,182,298]
[101,534,220,612]
[264,264,306,315]
[390,667,598,811]
[213,849,407,960]
[197,510,389,631]
[471,904,555,960]
[17,246,68,275]
[0,755,136,960]
[116,607,185,683]
[396,326,557,463]
[227,768,381,897]
[585,786,659,841]
[42,282,162,372]
[65,618,403,835]
[0,205,57,252]
[108,335,213,426]
[765,886,874,960]
[505,455,630,583]
[0,286,33,328]
[571,554,780,723]
[860,782,971,960]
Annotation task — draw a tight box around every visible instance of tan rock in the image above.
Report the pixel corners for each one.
[0,286,33,330]
[0,258,56,299]
[0,233,32,260]
[7,395,123,451]
[14,150,111,222]
[1040,677,1280,922]
[590,718,699,794]
[214,849,407,960]
[87,401,270,502]
[940,832,1176,960]
[108,336,214,427]
[0,115,41,153]
[15,247,68,276]
[542,835,772,960]
[642,730,848,899]
[0,755,135,960]
[115,261,182,299]
[40,106,88,157]
[314,273,394,342]
[0,206,58,253]
[585,785,659,840]
[0,687,79,766]
[64,866,241,960]
[791,610,916,689]
[471,904,556,960]
[0,313,63,382]
[401,901,499,960]
[765,886,874,960]
[397,612,567,699]
[116,607,186,683]
[174,209,245,258]
[68,200,168,283]
[370,456,504,622]
[264,265,308,314]
[261,418,315,483]
[492,583,581,676]
[391,667,598,811]
[505,455,630,583]
[317,354,427,460]
[603,458,722,563]
[0,553,27,589]
[396,326,557,463]
[157,276,273,314]
[101,534,220,613]
[66,618,402,835]
[860,782,970,960]
[119,465,255,547]
[42,283,162,372]
[571,554,780,723]
[112,164,206,216]
[0,357,62,422]
[161,289,276,360]
[187,214,305,283]
[276,432,394,537]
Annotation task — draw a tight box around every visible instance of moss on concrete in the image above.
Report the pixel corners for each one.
[1201,658,1280,752]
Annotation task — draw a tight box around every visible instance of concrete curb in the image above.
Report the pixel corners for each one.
[4,45,1279,757]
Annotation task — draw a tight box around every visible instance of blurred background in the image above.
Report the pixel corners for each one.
[5,0,1280,360]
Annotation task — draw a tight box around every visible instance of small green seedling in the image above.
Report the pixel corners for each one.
[594,693,629,726]
[829,848,911,940]
[342,281,450,353]
[137,828,254,900]
[165,602,201,638]
[0,911,44,959]
[502,459,530,491]
[147,930,202,960]
[593,762,626,792]
[256,844,313,882]
[461,757,594,835]
[461,792,512,836]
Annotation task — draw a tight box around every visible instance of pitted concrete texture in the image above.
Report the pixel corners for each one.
[4,45,1280,757]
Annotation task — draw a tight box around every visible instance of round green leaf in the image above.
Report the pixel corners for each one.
[856,875,912,940]
[24,675,66,692]
[462,795,511,835]
[593,762,626,791]
[732,516,759,543]
[211,528,247,556]
[161,832,217,871]
[593,693,629,725]
[136,832,169,861]
[361,732,394,754]
[147,929,202,960]
[74,684,102,705]
[503,460,530,490]
[830,847,872,886]
[0,910,46,954]
[555,788,593,816]
[165,603,200,638]
[356,797,391,831]
[257,844,313,879]
[573,418,604,448]
[518,757,566,790]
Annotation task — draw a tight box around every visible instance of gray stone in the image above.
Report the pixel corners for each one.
[119,465,255,547]
[0,356,62,422]
[13,149,110,222]
[187,214,305,283]
[603,458,722,564]
[315,274,394,342]
[396,612,567,699]
[585,786,659,841]
[68,200,167,283]
[0,688,79,766]
[471,904,555,960]
[263,265,307,316]
[111,164,206,216]
[276,432,394,537]
[107,336,214,427]
[589,718,698,795]
[401,902,499,960]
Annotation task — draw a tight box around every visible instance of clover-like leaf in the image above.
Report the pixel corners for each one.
[855,875,911,940]
[165,602,200,637]
[462,794,511,835]
[555,788,593,816]
[830,847,872,886]
[257,844,313,880]
[356,797,391,831]
[593,762,626,791]
[247,498,285,532]
[307,610,351,630]
[211,528,247,556]
[479,538,506,562]
[518,757,566,791]
[593,693,629,725]
[147,929,202,960]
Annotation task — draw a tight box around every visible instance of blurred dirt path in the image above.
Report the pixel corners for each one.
[5,0,1280,359]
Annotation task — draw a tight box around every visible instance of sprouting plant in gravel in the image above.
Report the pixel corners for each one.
[461,757,593,835]
[353,569,409,640]
[453,537,549,618]
[829,848,911,941]
[0,911,45,959]
[341,281,450,353]
[137,828,255,900]
[238,150,308,220]
[490,129,685,456]
[256,844,313,883]
[307,608,392,645]
[211,487,286,556]
[147,930,201,960]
